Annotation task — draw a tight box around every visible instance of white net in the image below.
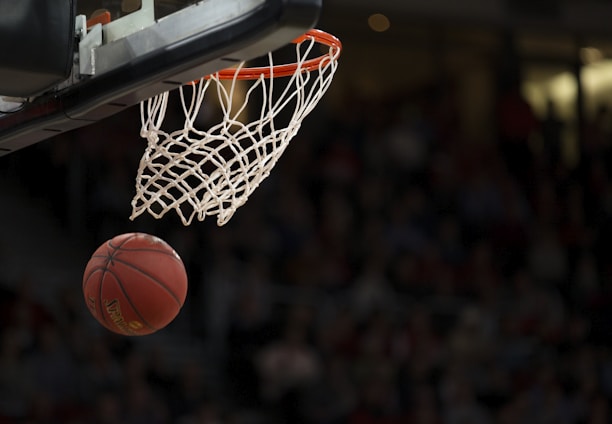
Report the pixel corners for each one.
[131,31,340,226]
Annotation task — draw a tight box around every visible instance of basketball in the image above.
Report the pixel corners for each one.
[82,233,188,336]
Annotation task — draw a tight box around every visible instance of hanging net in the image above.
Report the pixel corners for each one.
[131,29,341,226]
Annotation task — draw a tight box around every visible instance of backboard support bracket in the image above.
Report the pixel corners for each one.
[0,0,322,156]
[79,21,103,76]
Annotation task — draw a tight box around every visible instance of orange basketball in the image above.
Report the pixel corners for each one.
[82,233,188,336]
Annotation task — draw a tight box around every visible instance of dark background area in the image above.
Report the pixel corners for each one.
[2,0,612,423]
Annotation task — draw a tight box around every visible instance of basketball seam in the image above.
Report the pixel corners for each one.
[89,234,139,335]
[105,234,185,304]
[110,272,158,332]
[97,266,113,330]
[90,249,181,260]
[99,256,185,306]
[109,233,139,250]
[88,266,143,336]
[96,237,132,331]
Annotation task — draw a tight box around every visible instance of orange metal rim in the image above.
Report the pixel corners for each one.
[212,29,342,81]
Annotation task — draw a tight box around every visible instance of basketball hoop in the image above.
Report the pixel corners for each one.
[131,29,341,226]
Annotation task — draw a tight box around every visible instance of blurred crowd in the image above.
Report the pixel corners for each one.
[2,63,612,424]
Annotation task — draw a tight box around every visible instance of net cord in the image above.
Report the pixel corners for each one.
[132,33,339,225]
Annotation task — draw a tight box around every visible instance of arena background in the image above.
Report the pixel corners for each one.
[2,0,612,422]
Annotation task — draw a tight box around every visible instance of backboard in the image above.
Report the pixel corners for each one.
[0,0,321,156]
